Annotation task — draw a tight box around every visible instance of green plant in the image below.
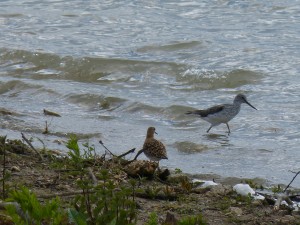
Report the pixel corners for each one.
[144,185,162,199]
[68,208,88,225]
[1,136,10,199]
[178,214,207,225]
[235,193,252,206]
[146,212,158,225]
[73,168,137,225]
[271,185,283,193]
[66,135,97,170]
[5,186,66,225]
[67,135,83,170]
[82,142,96,160]
[175,168,182,174]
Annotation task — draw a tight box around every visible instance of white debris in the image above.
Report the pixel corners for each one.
[233,184,255,196]
[192,179,218,187]
[233,184,265,200]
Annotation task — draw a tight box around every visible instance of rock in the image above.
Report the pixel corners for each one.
[252,199,263,206]
[277,215,295,224]
[11,166,20,172]
[158,168,170,181]
[167,173,190,184]
[205,184,232,197]
[193,179,218,188]
[124,160,157,178]
[230,207,243,216]
[164,212,178,225]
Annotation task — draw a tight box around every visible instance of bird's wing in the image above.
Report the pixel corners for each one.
[186,105,224,117]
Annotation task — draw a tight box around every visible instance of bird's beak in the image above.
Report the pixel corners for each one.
[155,131,158,135]
[245,100,257,110]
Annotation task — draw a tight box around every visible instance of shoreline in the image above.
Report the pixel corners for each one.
[1,135,300,224]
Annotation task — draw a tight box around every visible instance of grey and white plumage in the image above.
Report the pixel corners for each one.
[186,94,257,133]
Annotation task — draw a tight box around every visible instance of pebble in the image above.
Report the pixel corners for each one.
[230,207,243,216]
[11,166,20,172]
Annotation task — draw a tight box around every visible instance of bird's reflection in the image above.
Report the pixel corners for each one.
[204,133,231,146]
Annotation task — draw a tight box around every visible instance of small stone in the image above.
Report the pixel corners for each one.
[167,174,190,184]
[206,184,232,196]
[11,166,20,172]
[252,199,263,206]
[230,207,243,216]
[279,215,295,224]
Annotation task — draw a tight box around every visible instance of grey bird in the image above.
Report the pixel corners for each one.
[186,94,257,133]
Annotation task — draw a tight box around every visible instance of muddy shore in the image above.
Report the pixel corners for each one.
[1,136,300,225]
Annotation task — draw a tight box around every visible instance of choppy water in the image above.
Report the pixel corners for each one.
[1,0,300,187]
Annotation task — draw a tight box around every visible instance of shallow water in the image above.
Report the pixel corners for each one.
[1,0,300,187]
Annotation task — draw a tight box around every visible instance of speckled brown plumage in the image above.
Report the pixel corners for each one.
[143,127,168,161]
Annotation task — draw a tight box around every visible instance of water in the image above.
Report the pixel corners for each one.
[1,0,300,187]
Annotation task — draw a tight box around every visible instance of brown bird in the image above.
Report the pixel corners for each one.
[134,127,168,163]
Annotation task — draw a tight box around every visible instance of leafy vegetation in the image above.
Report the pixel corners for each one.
[5,186,66,225]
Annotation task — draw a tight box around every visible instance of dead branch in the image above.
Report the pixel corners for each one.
[87,167,98,186]
[99,140,116,157]
[284,170,300,193]
[21,133,43,161]
[37,190,95,199]
[274,193,294,210]
[117,148,136,159]
[135,192,178,201]
[133,148,144,160]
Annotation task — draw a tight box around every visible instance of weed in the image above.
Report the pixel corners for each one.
[146,212,158,225]
[271,185,283,193]
[175,168,182,174]
[178,214,207,225]
[5,186,67,225]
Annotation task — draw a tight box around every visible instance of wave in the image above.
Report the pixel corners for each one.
[176,68,264,90]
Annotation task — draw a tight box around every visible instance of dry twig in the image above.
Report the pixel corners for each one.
[21,133,43,161]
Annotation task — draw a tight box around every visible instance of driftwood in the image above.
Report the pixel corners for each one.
[21,132,43,161]
[99,140,116,157]
[273,170,300,210]
[274,193,294,211]
[87,167,98,186]
[135,192,178,201]
[133,148,144,160]
[43,109,61,117]
[117,148,136,159]
[99,140,136,160]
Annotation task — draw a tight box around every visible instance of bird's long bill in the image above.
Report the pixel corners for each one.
[245,100,257,110]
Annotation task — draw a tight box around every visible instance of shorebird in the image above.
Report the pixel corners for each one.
[134,127,168,163]
[186,94,257,133]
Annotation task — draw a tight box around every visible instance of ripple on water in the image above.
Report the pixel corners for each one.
[176,68,264,91]
[173,141,211,153]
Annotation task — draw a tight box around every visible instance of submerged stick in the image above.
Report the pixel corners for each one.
[21,133,43,161]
